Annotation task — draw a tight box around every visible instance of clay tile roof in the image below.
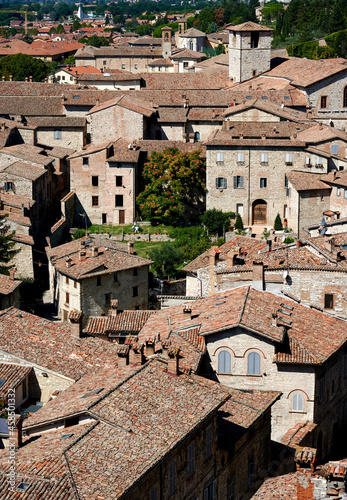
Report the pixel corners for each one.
[265,57,347,87]
[280,421,317,446]
[85,310,156,336]
[148,58,174,66]
[251,472,299,499]
[0,307,122,381]
[0,274,21,296]
[0,192,35,210]
[286,171,331,191]
[171,48,206,60]
[223,97,309,123]
[295,123,347,143]
[78,70,140,82]
[46,237,152,280]
[0,363,32,402]
[179,27,206,37]
[0,161,46,181]
[321,170,347,188]
[227,21,273,32]
[157,106,188,122]
[0,96,64,117]
[0,144,53,167]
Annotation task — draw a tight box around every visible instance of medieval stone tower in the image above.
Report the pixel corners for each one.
[162,26,172,59]
[228,22,273,83]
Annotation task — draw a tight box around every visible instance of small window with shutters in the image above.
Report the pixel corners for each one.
[150,486,158,500]
[285,153,292,164]
[233,176,244,189]
[248,457,255,489]
[331,144,338,155]
[237,152,244,163]
[206,425,212,459]
[218,350,231,373]
[216,177,227,189]
[292,392,304,412]
[188,441,195,477]
[54,129,61,140]
[261,152,268,163]
[217,152,224,163]
[169,460,176,495]
[203,478,216,500]
[247,352,261,375]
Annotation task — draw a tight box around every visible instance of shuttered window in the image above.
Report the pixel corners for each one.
[233,176,244,189]
[216,177,227,189]
[261,152,268,163]
[218,350,231,373]
[247,352,260,375]
[188,441,195,477]
[217,152,224,162]
[169,460,176,494]
[286,153,292,163]
[292,393,304,411]
[237,152,244,162]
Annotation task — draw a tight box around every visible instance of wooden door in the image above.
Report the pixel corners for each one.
[119,210,125,224]
[252,201,267,224]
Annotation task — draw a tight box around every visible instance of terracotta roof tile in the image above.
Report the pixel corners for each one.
[85,310,155,336]
[0,363,31,402]
[286,171,331,191]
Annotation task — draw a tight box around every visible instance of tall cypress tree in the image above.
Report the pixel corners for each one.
[0,213,20,274]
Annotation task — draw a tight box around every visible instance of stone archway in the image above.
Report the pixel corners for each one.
[252,199,267,225]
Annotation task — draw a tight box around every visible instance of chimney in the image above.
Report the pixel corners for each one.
[183,304,192,317]
[108,299,118,316]
[8,414,23,449]
[1,76,4,82]
[266,239,272,252]
[44,78,48,84]
[333,170,337,180]
[25,77,28,82]
[61,94,65,104]
[145,337,155,356]
[296,469,314,500]
[9,75,13,81]
[29,76,33,83]
[271,309,278,326]
[252,260,264,290]
[167,346,180,375]
[69,310,83,338]
[116,345,129,368]
[66,257,72,268]
[96,98,100,106]
[208,247,217,295]
[226,250,235,267]
[79,241,86,260]
[129,342,145,364]
[325,236,335,253]
[91,246,98,257]
[74,77,78,85]
[9,267,16,281]
[127,241,134,254]
[21,203,25,216]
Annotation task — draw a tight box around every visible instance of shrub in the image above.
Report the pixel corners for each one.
[274,213,283,231]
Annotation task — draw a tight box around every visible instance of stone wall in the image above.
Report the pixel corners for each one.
[229,31,272,82]
[36,127,85,150]
[205,326,316,442]
[89,104,145,144]
[298,189,331,238]
[11,242,34,279]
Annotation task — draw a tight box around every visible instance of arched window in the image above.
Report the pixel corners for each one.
[218,350,231,373]
[247,352,260,375]
[189,41,194,50]
[292,393,304,412]
[344,86,347,108]
[194,131,200,141]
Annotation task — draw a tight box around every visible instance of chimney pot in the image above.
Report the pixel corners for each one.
[29,76,33,83]
[1,76,5,82]
[69,310,83,338]
[127,241,134,254]
[9,75,13,81]
[8,414,23,448]
[9,268,16,281]
[25,77,28,82]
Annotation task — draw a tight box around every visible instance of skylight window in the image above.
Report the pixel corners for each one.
[60,433,74,440]
[79,388,104,399]
[17,483,30,492]
[73,95,80,99]
[0,379,6,388]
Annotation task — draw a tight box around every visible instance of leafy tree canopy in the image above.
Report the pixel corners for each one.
[137,148,206,225]
[0,53,49,81]
[200,209,234,236]
[149,242,185,277]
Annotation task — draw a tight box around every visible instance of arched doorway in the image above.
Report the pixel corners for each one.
[252,199,267,224]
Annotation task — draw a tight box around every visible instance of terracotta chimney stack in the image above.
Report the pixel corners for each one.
[9,75,13,81]
[109,299,118,316]
[29,76,33,83]
[127,241,134,254]
[8,414,23,449]
[9,268,16,281]
[167,346,180,375]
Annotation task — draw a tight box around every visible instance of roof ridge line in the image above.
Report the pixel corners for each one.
[238,285,251,325]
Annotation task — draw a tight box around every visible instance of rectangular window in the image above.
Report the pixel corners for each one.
[315,156,323,166]
[115,195,123,207]
[206,425,212,459]
[261,152,268,163]
[66,276,69,284]
[96,276,101,287]
[248,457,255,489]
[285,176,288,188]
[169,460,176,495]
[217,152,224,162]
[319,376,325,403]
[286,188,291,198]
[116,176,123,186]
[203,479,216,500]
[227,478,235,500]
[150,486,158,500]
[92,176,98,187]
[233,176,244,189]
[183,61,189,68]
[133,267,138,276]
[102,213,107,224]
[105,293,111,307]
[114,272,118,282]
[324,293,334,309]
[344,189,347,199]
[103,60,106,66]
[216,177,227,189]
[4,181,14,192]
[74,280,77,288]
[337,187,341,196]
[321,96,327,108]
[133,286,138,297]
[188,441,195,477]
[54,129,61,140]
[237,152,244,163]
[305,156,311,165]
[83,157,89,166]
[260,177,267,188]
[65,292,69,305]
[92,196,99,207]
[122,64,125,69]
[331,144,338,155]
[286,153,292,164]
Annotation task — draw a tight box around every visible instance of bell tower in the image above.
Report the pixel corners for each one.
[228,22,273,83]
[162,26,172,59]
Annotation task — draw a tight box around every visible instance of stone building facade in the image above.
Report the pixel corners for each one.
[69,139,138,226]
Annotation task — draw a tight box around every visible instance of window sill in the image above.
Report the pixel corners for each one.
[289,411,307,414]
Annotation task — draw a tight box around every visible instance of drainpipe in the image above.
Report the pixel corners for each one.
[248,148,251,226]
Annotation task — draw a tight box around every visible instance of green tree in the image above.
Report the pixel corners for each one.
[149,242,185,277]
[72,19,81,31]
[234,214,244,231]
[64,54,76,65]
[137,148,206,225]
[86,35,110,47]
[0,213,20,274]
[0,53,49,81]
[274,213,283,231]
[56,24,66,34]
[105,14,110,25]
[201,209,234,236]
